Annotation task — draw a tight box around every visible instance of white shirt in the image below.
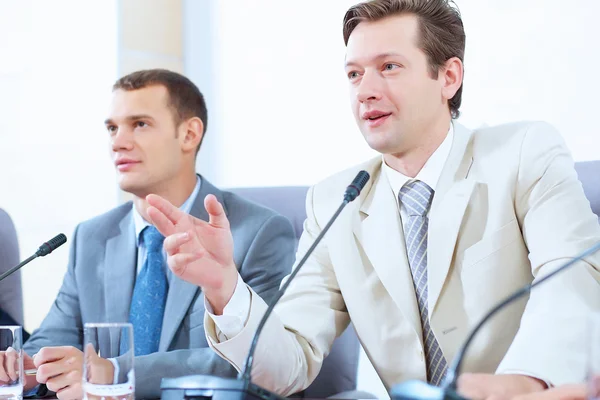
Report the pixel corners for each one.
[383,124,454,224]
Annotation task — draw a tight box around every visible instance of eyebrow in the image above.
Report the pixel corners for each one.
[104,114,155,125]
[345,52,407,68]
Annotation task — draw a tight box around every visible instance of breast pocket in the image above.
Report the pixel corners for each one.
[462,219,524,269]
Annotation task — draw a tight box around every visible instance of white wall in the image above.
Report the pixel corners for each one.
[458,0,600,156]
[210,0,375,188]
[199,0,600,397]
[0,0,119,330]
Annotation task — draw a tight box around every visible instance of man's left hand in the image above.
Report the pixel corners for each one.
[34,346,115,400]
[457,373,547,400]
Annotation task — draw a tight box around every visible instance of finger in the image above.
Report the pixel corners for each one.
[146,194,187,228]
[0,354,10,382]
[85,343,101,367]
[56,381,82,400]
[46,370,79,395]
[6,348,17,381]
[36,355,78,384]
[163,232,192,255]
[167,251,204,276]
[147,206,178,238]
[84,342,97,358]
[34,347,68,367]
[86,352,115,385]
[204,194,229,229]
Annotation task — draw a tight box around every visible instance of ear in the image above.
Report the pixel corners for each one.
[180,117,204,154]
[440,57,463,102]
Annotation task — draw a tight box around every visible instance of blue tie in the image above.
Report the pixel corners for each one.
[129,226,168,356]
[398,180,448,386]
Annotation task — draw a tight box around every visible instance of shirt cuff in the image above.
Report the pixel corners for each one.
[205,272,251,342]
[108,358,120,385]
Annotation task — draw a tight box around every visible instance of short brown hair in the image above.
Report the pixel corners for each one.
[343,0,465,119]
[113,69,208,154]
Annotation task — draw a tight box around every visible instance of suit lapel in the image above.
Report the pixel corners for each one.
[159,177,227,351]
[353,159,423,338]
[104,206,137,323]
[428,122,475,316]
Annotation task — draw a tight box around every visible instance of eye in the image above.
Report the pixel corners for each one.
[384,63,400,71]
[106,125,117,134]
[135,121,148,128]
[347,71,360,80]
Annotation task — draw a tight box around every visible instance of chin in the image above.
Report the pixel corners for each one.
[118,178,147,198]
[364,136,398,155]
[364,127,410,153]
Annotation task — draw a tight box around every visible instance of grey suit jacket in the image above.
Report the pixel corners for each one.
[24,177,296,399]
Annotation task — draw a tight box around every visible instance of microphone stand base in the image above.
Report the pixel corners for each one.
[390,380,468,400]
[161,375,285,400]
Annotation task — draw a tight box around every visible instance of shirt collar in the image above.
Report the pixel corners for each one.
[383,123,454,201]
[133,175,202,247]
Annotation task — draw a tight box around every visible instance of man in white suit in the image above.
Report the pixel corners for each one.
[147,0,600,398]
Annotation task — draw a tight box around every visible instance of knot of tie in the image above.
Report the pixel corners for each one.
[398,180,435,217]
[141,226,165,254]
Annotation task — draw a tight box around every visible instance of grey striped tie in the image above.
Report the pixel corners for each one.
[398,180,448,385]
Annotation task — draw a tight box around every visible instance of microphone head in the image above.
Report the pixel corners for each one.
[343,170,370,202]
[36,233,67,257]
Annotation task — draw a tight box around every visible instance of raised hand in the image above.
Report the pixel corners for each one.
[146,193,239,314]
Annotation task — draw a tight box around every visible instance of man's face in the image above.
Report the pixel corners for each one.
[345,14,449,156]
[106,85,184,198]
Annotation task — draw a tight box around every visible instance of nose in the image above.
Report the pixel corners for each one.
[111,127,134,152]
[356,69,383,103]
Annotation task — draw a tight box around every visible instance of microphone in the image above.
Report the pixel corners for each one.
[0,234,67,282]
[160,171,371,400]
[35,233,67,257]
[390,240,600,400]
[344,170,370,203]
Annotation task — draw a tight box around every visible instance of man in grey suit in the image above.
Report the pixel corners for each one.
[18,69,296,399]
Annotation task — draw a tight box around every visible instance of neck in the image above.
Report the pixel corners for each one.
[384,115,451,177]
[133,172,197,222]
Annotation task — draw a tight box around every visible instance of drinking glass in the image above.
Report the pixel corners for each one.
[0,326,23,400]
[82,323,134,400]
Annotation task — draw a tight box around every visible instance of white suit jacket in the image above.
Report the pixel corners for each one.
[205,121,600,396]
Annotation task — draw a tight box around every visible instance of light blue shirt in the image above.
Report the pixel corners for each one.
[110,176,201,382]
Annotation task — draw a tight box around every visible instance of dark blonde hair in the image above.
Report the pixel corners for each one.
[343,0,465,118]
